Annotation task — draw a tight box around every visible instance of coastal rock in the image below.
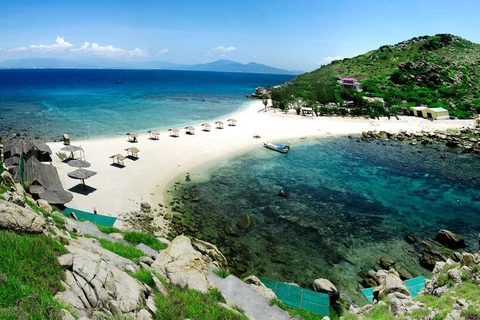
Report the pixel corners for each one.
[373,269,410,301]
[0,171,17,191]
[151,235,210,293]
[237,214,251,230]
[56,237,146,318]
[36,199,52,213]
[313,278,339,301]
[435,229,466,249]
[244,275,277,300]
[460,252,476,268]
[379,256,395,269]
[191,238,228,269]
[0,199,46,233]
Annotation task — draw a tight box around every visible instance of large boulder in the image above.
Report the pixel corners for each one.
[55,237,146,318]
[435,229,466,249]
[244,275,277,300]
[151,235,210,293]
[191,238,228,269]
[0,171,17,191]
[0,199,46,233]
[313,278,339,301]
[373,269,410,301]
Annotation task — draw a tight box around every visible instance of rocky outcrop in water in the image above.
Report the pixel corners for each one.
[435,229,466,249]
[353,126,480,158]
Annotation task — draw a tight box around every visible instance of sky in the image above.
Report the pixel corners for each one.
[1,0,480,72]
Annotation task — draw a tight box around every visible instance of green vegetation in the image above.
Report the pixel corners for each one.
[272,34,480,119]
[155,283,247,320]
[123,231,167,251]
[24,198,66,229]
[130,269,156,287]
[0,230,67,320]
[212,267,230,278]
[84,234,146,260]
[96,225,122,234]
[269,298,322,320]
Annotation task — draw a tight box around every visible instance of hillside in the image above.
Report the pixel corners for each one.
[280,34,480,118]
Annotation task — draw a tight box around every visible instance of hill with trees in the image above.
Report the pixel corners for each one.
[269,34,480,119]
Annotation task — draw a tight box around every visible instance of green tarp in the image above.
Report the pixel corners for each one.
[63,207,116,227]
[259,277,330,317]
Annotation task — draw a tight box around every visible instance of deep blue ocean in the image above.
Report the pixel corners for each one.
[0,69,293,140]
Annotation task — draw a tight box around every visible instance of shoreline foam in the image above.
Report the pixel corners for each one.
[48,100,475,226]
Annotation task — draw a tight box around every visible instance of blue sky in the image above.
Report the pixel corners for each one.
[1,0,479,71]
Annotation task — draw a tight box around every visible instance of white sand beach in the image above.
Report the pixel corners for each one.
[48,100,475,220]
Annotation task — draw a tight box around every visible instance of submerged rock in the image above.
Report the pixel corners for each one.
[237,215,251,230]
[435,229,466,249]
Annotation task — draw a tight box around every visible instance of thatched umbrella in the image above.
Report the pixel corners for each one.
[39,188,73,204]
[168,128,180,137]
[28,184,46,195]
[68,168,97,190]
[67,159,91,168]
[60,145,83,159]
[185,126,195,135]
[215,121,224,129]
[227,118,237,126]
[126,132,139,142]
[109,154,126,165]
[147,130,160,140]
[201,123,211,131]
[124,147,140,157]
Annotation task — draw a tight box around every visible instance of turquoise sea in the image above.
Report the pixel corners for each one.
[171,137,480,303]
[2,69,479,304]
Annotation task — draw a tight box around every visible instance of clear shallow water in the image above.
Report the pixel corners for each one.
[171,137,480,303]
[0,69,293,140]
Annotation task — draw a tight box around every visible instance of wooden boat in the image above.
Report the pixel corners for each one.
[263,142,290,153]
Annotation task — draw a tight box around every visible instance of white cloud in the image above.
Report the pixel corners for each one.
[9,46,27,52]
[29,36,73,52]
[157,48,169,56]
[317,56,343,66]
[207,45,236,57]
[70,42,148,58]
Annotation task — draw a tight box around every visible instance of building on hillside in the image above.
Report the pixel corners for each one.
[410,106,449,120]
[300,107,314,117]
[363,96,385,105]
[410,106,428,117]
[427,107,449,120]
[340,77,362,91]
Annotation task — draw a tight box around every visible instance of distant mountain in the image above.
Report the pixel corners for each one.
[0,58,301,75]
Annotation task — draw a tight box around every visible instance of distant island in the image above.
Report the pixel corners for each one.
[270,34,480,119]
[0,58,301,75]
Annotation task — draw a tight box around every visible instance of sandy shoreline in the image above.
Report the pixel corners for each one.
[48,100,475,223]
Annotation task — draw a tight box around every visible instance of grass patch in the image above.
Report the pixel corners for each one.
[0,230,67,319]
[130,269,155,287]
[96,225,122,234]
[155,280,248,320]
[212,267,230,278]
[83,234,146,260]
[123,231,167,251]
[269,298,323,320]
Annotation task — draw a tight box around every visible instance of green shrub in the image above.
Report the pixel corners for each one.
[130,269,155,287]
[97,225,122,234]
[0,230,67,319]
[84,234,146,260]
[123,231,167,251]
[269,298,321,320]
[212,268,230,278]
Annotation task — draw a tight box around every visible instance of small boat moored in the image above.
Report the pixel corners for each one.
[263,142,290,153]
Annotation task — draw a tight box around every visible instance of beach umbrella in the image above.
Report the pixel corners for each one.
[168,128,180,137]
[185,126,195,134]
[68,168,97,190]
[28,184,46,195]
[67,159,91,168]
[227,118,237,126]
[39,188,73,204]
[215,121,224,129]
[126,132,138,142]
[60,145,83,159]
[147,130,160,139]
[201,123,211,131]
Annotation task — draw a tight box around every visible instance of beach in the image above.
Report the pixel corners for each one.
[48,100,475,225]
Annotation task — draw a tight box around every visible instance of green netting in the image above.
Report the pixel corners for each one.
[258,277,330,317]
[63,207,116,227]
[361,287,374,303]
[361,276,426,303]
[405,276,425,298]
[19,154,26,191]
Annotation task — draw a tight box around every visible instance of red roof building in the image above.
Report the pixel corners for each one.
[340,77,362,91]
